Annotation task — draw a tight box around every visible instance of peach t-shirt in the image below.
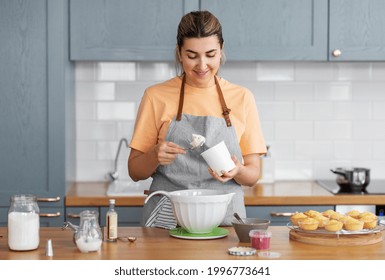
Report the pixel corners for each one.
[130,76,267,156]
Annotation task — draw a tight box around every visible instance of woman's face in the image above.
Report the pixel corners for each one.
[179,35,222,88]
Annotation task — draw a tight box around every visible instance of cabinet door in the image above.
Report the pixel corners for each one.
[201,0,328,61]
[329,0,385,61]
[70,0,199,61]
[0,0,74,224]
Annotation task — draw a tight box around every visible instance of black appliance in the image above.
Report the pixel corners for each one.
[317,180,385,195]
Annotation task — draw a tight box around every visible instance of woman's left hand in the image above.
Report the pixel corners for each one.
[208,155,242,183]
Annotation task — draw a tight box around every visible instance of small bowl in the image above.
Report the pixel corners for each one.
[231,218,270,242]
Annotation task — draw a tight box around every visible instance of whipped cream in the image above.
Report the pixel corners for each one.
[190,134,206,148]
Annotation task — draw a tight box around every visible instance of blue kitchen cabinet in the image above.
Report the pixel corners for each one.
[70,0,200,61]
[329,0,385,61]
[0,0,75,226]
[246,205,332,226]
[201,0,328,61]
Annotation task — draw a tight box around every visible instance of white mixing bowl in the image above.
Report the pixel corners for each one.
[145,189,235,234]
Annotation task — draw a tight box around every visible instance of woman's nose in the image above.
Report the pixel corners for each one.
[197,57,207,69]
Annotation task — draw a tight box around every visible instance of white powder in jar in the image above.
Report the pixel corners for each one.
[8,212,40,251]
[76,237,102,253]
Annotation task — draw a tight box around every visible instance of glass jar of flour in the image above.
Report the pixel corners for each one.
[8,194,40,251]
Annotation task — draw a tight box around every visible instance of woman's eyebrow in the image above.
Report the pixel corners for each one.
[185,49,217,54]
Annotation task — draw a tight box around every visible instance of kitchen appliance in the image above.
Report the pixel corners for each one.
[317,179,385,195]
[330,167,370,192]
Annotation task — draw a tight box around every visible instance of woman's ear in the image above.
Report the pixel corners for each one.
[176,44,182,62]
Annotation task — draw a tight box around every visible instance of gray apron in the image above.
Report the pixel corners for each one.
[142,75,246,228]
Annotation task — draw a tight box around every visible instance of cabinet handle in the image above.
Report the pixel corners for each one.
[40,212,61,218]
[66,213,80,219]
[332,49,342,57]
[270,212,294,217]
[37,197,61,202]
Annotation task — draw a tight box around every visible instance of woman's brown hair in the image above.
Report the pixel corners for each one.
[175,11,225,74]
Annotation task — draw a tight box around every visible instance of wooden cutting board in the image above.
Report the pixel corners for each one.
[289,229,384,246]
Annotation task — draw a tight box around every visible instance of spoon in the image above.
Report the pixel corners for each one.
[233,212,245,224]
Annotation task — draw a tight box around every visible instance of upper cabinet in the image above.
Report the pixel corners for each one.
[329,0,385,61]
[70,0,199,61]
[201,0,328,61]
[70,0,385,62]
[0,0,75,226]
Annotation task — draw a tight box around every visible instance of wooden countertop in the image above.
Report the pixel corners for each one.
[65,181,385,207]
[1,226,384,260]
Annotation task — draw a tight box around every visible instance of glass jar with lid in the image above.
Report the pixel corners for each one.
[8,194,40,251]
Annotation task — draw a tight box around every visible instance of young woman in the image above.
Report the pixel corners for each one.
[128,11,266,227]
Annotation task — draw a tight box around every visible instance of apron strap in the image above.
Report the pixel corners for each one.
[215,76,232,127]
[176,75,232,127]
[176,75,186,121]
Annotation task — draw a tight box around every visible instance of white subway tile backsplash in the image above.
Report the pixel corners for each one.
[371,63,385,80]
[373,102,385,119]
[256,63,295,81]
[75,62,97,81]
[335,63,371,81]
[315,82,351,101]
[76,82,115,101]
[275,122,313,140]
[295,102,333,120]
[97,62,136,81]
[353,121,385,140]
[295,141,333,160]
[77,122,116,140]
[76,102,96,120]
[220,62,257,81]
[258,102,293,121]
[295,63,334,81]
[352,83,385,100]
[75,61,385,181]
[97,102,135,120]
[275,83,314,101]
[314,121,351,140]
[333,102,371,120]
[334,141,372,160]
[76,141,97,160]
[275,160,313,180]
[137,62,175,81]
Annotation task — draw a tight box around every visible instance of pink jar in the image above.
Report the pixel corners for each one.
[249,230,271,250]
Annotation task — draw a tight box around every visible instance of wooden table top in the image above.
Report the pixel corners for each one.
[1,226,385,260]
[65,181,385,207]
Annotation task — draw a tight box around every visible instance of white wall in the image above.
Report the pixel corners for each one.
[75,61,385,182]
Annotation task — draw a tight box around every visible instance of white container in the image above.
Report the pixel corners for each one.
[8,194,40,251]
[200,141,235,176]
[145,189,235,234]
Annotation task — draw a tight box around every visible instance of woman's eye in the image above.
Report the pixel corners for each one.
[187,56,196,59]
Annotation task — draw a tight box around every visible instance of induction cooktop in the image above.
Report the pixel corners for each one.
[317,180,385,195]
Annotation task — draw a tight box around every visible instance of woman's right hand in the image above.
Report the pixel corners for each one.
[154,141,186,165]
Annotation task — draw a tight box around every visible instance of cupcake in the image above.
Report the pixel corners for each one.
[290,212,308,226]
[344,218,364,231]
[324,219,343,232]
[346,210,361,219]
[313,215,329,228]
[322,209,336,218]
[359,215,378,229]
[304,210,322,218]
[339,215,356,224]
[329,212,345,221]
[358,211,377,220]
[298,218,319,231]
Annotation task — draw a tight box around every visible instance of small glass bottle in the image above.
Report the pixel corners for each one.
[106,199,118,242]
[8,194,40,251]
